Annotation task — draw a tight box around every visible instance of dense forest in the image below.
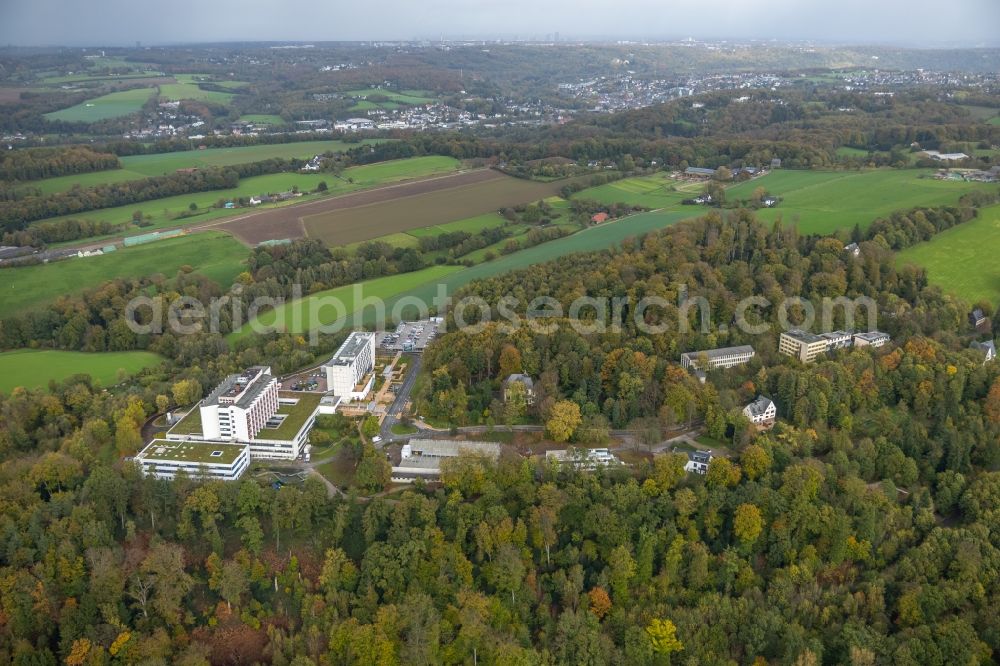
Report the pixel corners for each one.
[1,209,999,664]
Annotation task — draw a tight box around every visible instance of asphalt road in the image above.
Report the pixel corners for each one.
[379,352,422,441]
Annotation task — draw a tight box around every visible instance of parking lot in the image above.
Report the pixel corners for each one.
[279,368,328,393]
[377,318,444,352]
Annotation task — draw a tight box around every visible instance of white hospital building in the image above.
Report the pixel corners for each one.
[137,365,339,480]
[325,332,376,401]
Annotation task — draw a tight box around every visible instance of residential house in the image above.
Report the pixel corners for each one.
[684,450,713,474]
[503,374,536,405]
[743,396,777,428]
[844,242,861,257]
[970,309,988,328]
[971,340,997,364]
[591,212,610,224]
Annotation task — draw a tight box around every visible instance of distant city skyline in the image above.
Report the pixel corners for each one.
[1,0,999,48]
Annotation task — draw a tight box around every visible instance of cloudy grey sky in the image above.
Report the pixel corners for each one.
[1,0,997,47]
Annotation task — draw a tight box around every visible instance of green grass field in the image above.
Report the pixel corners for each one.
[228,265,462,341]
[0,231,246,318]
[346,88,435,104]
[896,205,1000,305]
[573,173,690,209]
[727,169,997,235]
[157,82,235,105]
[44,87,156,122]
[406,212,508,237]
[19,139,386,194]
[239,114,285,124]
[36,172,341,233]
[0,350,163,393]
[118,139,385,177]
[325,208,696,330]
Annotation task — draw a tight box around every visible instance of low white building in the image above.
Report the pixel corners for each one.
[853,331,891,348]
[135,440,250,481]
[391,439,502,483]
[546,447,620,470]
[680,345,756,371]
[743,395,777,427]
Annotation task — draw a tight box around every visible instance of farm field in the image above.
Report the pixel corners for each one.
[342,208,698,329]
[406,212,508,237]
[120,140,378,176]
[346,88,435,102]
[37,172,340,233]
[896,204,1000,305]
[239,114,285,125]
[43,87,156,122]
[726,169,996,235]
[118,139,385,177]
[0,350,163,393]
[21,168,151,195]
[228,265,462,341]
[573,173,691,209]
[17,140,382,194]
[0,231,246,318]
[302,172,571,246]
[37,156,457,242]
[157,81,235,104]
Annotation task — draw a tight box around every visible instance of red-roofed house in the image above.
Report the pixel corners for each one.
[591,212,610,224]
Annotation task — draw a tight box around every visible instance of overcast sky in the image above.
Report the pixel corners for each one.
[1,0,998,47]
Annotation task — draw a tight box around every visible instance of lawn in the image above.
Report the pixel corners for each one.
[0,231,246,318]
[228,264,462,341]
[0,349,162,393]
[726,169,998,235]
[267,392,323,440]
[43,87,156,122]
[896,204,1000,305]
[573,173,689,209]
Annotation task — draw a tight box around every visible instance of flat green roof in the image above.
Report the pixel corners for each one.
[168,406,203,436]
[263,392,323,440]
[139,439,245,465]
